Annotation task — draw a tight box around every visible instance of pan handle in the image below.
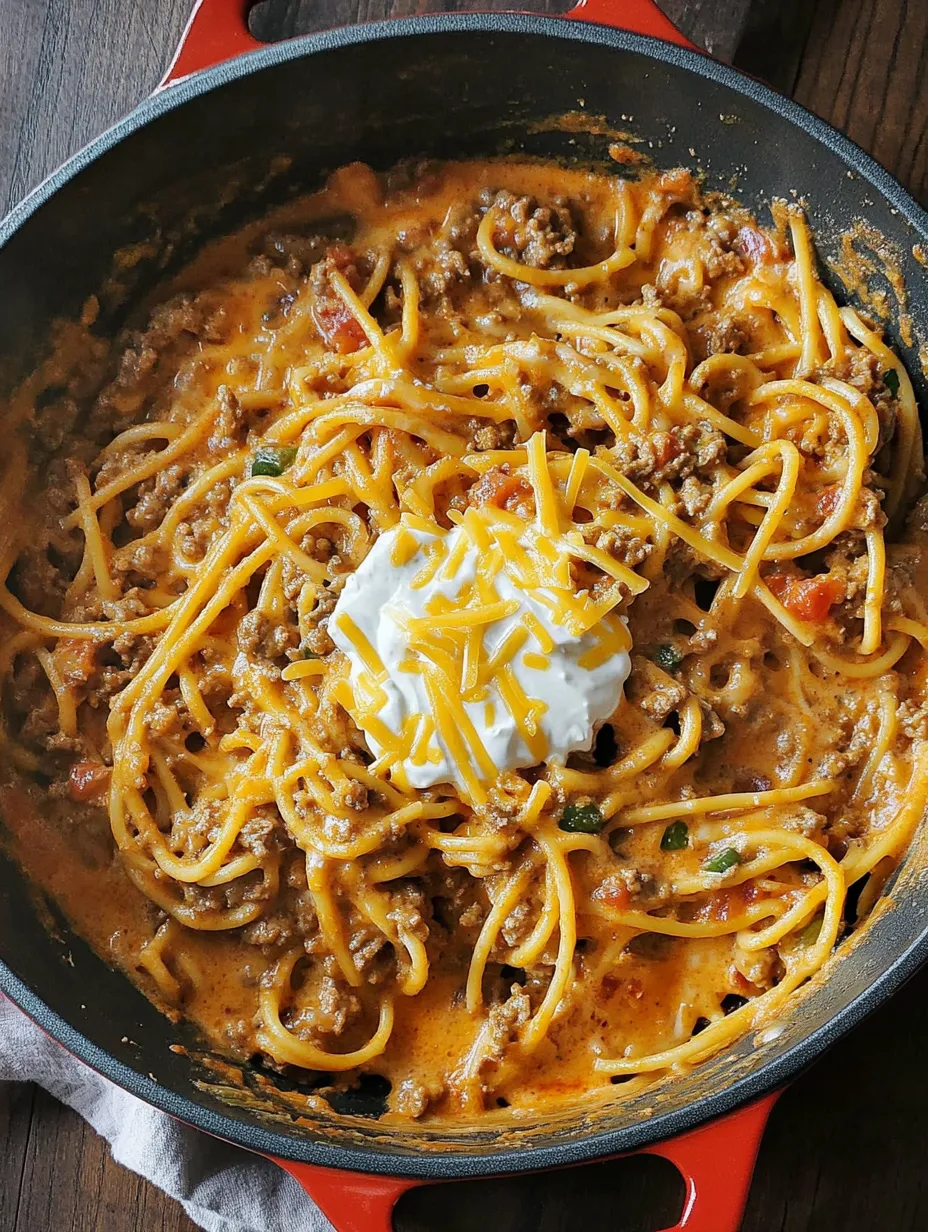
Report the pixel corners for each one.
[161,0,262,85]
[562,0,696,48]
[161,0,696,85]
[268,1092,778,1232]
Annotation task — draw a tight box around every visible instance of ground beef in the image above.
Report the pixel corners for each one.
[701,231,746,281]
[238,808,288,856]
[9,658,57,752]
[223,1017,256,1056]
[388,882,431,944]
[348,923,394,983]
[90,630,156,701]
[430,864,487,936]
[677,474,713,518]
[87,291,228,435]
[28,393,82,460]
[237,610,299,661]
[299,582,341,657]
[413,241,471,300]
[144,693,191,740]
[732,946,776,990]
[629,657,688,722]
[500,894,536,949]
[68,586,151,626]
[487,190,578,270]
[126,463,188,532]
[332,778,369,812]
[392,1076,446,1119]
[258,224,353,277]
[287,974,360,1040]
[826,347,897,452]
[242,907,303,949]
[208,385,251,453]
[481,985,532,1067]
[698,699,726,742]
[898,697,928,739]
[442,201,482,250]
[692,315,749,362]
[590,526,653,568]
[176,477,233,562]
[465,417,517,452]
[178,881,228,914]
[111,537,170,587]
[612,422,727,491]
[139,291,229,352]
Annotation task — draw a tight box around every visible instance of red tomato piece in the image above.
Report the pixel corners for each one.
[67,761,111,803]
[470,466,533,511]
[312,301,368,354]
[734,225,784,265]
[53,637,97,686]
[592,877,631,912]
[766,572,845,622]
[815,484,841,519]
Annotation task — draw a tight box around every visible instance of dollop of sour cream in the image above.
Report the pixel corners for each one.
[330,521,631,795]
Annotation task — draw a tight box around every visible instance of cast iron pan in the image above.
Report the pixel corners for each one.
[2,1,928,1228]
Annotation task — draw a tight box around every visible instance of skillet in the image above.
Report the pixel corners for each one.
[2,2,928,1228]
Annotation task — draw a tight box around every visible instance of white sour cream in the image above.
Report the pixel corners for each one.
[329,522,631,793]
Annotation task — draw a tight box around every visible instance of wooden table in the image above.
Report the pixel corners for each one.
[1,1,928,1228]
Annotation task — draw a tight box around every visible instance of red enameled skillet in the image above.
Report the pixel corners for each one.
[2,1,928,1228]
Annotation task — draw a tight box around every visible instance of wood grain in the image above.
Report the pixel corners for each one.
[794,0,928,206]
[1,1,928,1230]
[0,0,191,217]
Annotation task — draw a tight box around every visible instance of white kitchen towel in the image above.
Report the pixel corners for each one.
[0,994,333,1232]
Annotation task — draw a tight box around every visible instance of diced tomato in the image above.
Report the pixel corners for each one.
[702,894,726,923]
[815,484,841,519]
[653,432,681,468]
[734,225,784,266]
[326,243,356,272]
[702,885,749,923]
[53,638,97,686]
[67,760,111,803]
[766,571,845,622]
[592,878,631,912]
[469,466,533,511]
[312,301,368,354]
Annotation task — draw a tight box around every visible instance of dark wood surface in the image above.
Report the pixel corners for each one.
[1,1,928,1229]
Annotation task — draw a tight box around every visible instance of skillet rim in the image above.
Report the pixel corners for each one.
[2,11,928,1177]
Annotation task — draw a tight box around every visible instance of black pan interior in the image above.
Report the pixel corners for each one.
[1,15,928,1178]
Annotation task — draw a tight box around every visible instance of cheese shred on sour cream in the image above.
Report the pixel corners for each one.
[330,441,633,804]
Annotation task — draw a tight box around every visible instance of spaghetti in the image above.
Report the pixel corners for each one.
[1,157,927,1120]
